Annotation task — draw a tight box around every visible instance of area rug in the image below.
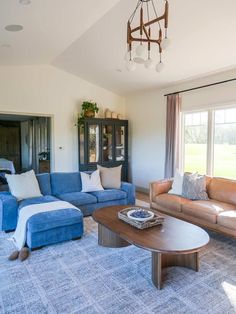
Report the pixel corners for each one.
[1,214,236,313]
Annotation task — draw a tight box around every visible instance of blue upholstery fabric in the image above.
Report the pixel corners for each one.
[27,222,83,249]
[57,192,97,207]
[27,208,83,233]
[120,182,136,205]
[36,173,52,196]
[80,198,128,216]
[90,189,127,203]
[18,195,59,211]
[51,172,82,195]
[0,192,18,231]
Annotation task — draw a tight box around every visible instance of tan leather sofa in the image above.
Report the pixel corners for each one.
[150,176,236,238]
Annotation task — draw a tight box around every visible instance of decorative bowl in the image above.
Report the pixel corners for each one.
[127,208,154,222]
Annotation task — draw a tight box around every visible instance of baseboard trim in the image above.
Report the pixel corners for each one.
[135,186,149,194]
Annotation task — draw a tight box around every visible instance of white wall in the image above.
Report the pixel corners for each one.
[126,69,236,190]
[0,65,125,172]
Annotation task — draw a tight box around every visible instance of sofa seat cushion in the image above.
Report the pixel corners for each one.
[27,208,83,233]
[217,210,236,231]
[57,192,97,207]
[90,189,127,203]
[19,195,59,211]
[182,200,235,224]
[155,193,190,212]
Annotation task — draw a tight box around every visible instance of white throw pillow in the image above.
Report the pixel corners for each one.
[6,170,42,201]
[97,165,122,189]
[168,170,184,196]
[81,170,104,192]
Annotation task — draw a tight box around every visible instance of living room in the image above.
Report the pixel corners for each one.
[0,0,236,313]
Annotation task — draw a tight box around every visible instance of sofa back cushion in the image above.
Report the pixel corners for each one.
[36,173,52,195]
[208,177,236,205]
[50,172,82,195]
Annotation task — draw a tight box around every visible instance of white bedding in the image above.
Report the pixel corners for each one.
[12,201,79,250]
[0,158,15,174]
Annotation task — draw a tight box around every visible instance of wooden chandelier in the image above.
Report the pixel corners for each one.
[126,0,169,72]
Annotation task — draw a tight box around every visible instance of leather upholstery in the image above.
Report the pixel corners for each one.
[151,176,236,237]
[155,193,191,212]
[208,177,236,206]
[217,210,236,231]
[182,200,235,224]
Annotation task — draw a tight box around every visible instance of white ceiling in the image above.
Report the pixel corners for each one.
[1,0,236,95]
[0,0,119,65]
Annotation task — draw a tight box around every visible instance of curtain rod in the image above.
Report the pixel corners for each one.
[164,77,236,97]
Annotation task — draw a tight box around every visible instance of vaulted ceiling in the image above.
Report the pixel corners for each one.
[1,0,236,95]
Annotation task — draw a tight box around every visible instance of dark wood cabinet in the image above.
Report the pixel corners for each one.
[78,118,128,181]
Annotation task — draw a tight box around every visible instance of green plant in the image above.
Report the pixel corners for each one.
[81,101,99,113]
[77,101,99,126]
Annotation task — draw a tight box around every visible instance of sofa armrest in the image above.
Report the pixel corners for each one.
[149,179,173,203]
[120,182,136,205]
[0,192,18,231]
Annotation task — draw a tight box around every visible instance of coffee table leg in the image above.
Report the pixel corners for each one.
[152,252,162,290]
[152,251,199,289]
[98,224,131,248]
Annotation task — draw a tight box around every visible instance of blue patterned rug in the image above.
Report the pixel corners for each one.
[0,217,236,314]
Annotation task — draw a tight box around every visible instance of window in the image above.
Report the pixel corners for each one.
[213,108,236,178]
[182,107,236,179]
[183,111,208,174]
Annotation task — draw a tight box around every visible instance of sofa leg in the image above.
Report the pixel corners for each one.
[72,236,81,241]
[31,246,43,252]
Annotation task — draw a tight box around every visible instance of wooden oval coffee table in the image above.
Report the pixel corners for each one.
[93,205,210,289]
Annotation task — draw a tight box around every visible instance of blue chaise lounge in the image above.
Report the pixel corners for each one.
[0,172,135,249]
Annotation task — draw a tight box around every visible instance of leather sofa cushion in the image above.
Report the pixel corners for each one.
[217,210,236,231]
[155,193,190,212]
[182,200,235,224]
[208,178,236,206]
[57,192,97,207]
[90,189,127,203]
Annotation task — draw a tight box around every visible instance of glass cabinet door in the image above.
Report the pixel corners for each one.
[88,124,99,163]
[79,125,85,164]
[102,125,113,162]
[115,125,125,161]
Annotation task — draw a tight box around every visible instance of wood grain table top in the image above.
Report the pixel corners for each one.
[93,205,210,254]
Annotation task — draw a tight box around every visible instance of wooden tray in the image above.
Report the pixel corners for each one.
[118,207,164,230]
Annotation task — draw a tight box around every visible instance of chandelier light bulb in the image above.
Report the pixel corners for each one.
[161,37,170,50]
[144,58,155,69]
[126,60,136,72]
[135,44,146,58]
[133,57,145,64]
[156,61,164,72]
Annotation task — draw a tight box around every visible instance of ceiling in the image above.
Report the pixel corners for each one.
[1,0,236,95]
[0,0,119,65]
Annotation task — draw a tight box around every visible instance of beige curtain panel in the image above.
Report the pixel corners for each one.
[164,94,181,178]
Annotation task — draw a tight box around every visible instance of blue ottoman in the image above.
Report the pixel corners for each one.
[26,208,84,249]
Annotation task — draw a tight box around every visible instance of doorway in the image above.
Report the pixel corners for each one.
[0,114,51,174]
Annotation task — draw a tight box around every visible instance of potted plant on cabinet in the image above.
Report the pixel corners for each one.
[77,101,99,126]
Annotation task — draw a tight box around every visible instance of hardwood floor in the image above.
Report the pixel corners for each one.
[136,191,149,202]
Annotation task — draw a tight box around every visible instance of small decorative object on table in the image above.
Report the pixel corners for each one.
[118,207,164,229]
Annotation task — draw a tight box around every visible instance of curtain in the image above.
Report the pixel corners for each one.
[26,117,50,173]
[164,94,181,178]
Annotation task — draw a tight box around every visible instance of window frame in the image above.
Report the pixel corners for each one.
[181,104,236,178]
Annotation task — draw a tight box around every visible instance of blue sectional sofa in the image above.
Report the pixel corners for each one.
[0,172,135,249]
